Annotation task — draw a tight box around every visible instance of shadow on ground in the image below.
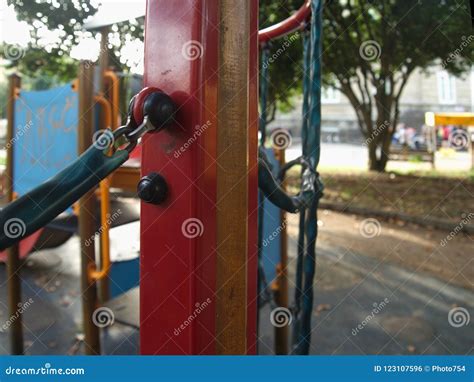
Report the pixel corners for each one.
[0,211,472,355]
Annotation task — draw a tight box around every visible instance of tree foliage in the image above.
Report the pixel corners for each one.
[6,0,473,170]
[259,0,305,121]
[322,0,472,171]
[5,0,143,85]
[260,0,472,171]
[7,0,97,47]
[3,44,78,89]
[4,0,97,87]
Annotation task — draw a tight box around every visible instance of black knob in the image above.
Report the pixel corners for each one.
[137,173,168,205]
[143,92,176,131]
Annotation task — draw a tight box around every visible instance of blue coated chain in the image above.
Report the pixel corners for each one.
[257,0,324,356]
[292,0,323,355]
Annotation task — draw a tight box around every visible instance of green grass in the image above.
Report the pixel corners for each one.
[389,168,474,181]
[318,166,474,181]
[285,166,474,221]
[288,164,474,182]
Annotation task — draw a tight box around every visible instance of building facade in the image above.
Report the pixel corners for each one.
[269,66,474,144]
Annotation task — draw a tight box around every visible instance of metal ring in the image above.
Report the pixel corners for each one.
[113,125,138,153]
[132,86,163,125]
[278,155,313,182]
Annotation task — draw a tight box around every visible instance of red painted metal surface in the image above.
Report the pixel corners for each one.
[0,230,42,262]
[132,86,162,124]
[141,0,258,355]
[258,0,311,43]
[141,0,217,355]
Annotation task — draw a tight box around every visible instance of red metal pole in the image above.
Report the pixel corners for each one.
[140,0,258,355]
[258,0,311,43]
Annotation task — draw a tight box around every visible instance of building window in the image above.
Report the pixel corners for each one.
[437,71,456,104]
[321,86,340,104]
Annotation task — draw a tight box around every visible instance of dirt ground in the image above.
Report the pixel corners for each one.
[286,171,474,223]
[282,171,473,289]
[0,206,472,355]
[259,209,473,354]
[0,168,472,355]
[286,209,473,291]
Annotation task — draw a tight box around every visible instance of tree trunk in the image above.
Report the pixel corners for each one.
[368,142,379,171]
[377,149,390,172]
[341,74,407,173]
[368,153,387,172]
[367,91,399,173]
[366,121,394,172]
[378,127,393,172]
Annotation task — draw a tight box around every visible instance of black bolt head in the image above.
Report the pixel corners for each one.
[143,92,176,131]
[137,172,168,205]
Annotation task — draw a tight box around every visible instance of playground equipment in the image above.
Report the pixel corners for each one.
[0,75,139,261]
[425,112,474,169]
[389,123,436,168]
[1,0,323,355]
[2,67,142,354]
[258,2,323,354]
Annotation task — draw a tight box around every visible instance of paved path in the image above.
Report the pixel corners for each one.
[259,243,473,355]
[286,142,471,172]
[1,212,472,355]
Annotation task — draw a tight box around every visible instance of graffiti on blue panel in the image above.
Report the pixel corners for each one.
[13,83,78,196]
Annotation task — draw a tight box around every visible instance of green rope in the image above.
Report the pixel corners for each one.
[307,0,322,169]
[301,28,311,156]
[292,0,323,355]
[257,1,323,356]
[291,29,311,351]
[259,45,270,147]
